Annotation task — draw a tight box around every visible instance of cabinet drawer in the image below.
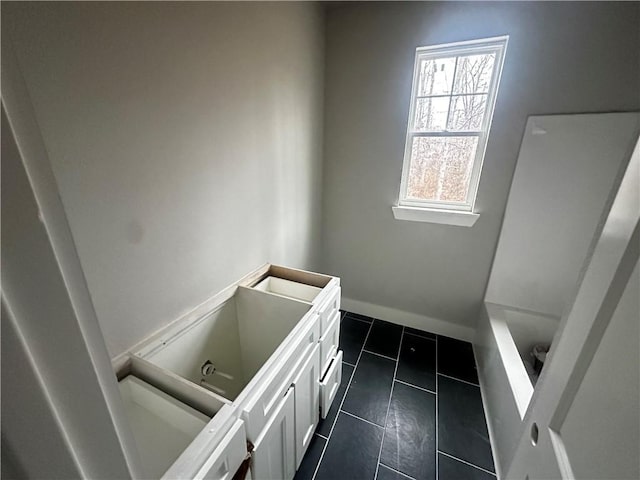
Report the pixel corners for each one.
[194,419,247,480]
[319,350,343,419]
[319,313,340,377]
[318,287,341,336]
[242,316,320,441]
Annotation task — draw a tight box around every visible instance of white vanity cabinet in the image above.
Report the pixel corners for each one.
[118,264,341,480]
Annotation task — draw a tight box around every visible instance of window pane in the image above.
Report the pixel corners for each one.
[447,94,487,131]
[406,136,479,203]
[417,57,456,96]
[453,53,496,94]
[414,97,450,132]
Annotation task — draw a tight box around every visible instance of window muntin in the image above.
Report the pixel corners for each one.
[399,37,507,212]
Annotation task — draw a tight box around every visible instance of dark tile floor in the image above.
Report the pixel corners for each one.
[294,311,496,480]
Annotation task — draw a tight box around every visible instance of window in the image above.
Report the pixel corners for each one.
[395,36,508,225]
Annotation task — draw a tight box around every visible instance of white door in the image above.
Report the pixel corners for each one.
[252,387,296,480]
[506,140,640,479]
[292,345,320,468]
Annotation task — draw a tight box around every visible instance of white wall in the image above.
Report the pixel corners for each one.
[485,113,640,317]
[321,2,640,330]
[3,2,325,357]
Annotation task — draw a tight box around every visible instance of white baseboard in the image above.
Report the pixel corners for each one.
[341,297,475,342]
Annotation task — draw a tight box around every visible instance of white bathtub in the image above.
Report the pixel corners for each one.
[475,302,559,477]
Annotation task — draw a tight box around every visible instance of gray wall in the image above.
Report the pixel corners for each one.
[321,1,640,330]
[3,2,325,357]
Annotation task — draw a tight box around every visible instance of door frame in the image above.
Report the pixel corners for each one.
[506,136,639,478]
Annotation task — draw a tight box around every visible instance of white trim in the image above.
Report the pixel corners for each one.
[392,205,479,226]
[2,39,143,478]
[341,297,474,343]
[397,35,508,215]
[415,35,512,55]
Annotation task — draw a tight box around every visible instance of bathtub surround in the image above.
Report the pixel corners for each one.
[505,147,639,479]
[485,114,640,317]
[475,115,640,478]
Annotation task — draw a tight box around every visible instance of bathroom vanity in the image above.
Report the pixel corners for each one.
[115,264,342,479]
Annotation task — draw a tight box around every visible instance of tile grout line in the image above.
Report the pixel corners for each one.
[437,372,480,388]
[403,331,437,342]
[342,360,356,367]
[338,409,384,429]
[373,325,404,480]
[394,379,436,395]
[378,463,417,480]
[343,315,372,325]
[435,334,439,480]
[314,433,328,440]
[362,349,397,362]
[438,450,497,477]
[310,317,374,480]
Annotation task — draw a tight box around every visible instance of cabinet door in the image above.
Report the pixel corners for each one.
[252,387,295,480]
[292,344,320,468]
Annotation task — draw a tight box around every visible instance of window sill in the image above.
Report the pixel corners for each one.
[391,205,480,227]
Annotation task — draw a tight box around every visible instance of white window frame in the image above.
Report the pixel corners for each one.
[395,36,508,223]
